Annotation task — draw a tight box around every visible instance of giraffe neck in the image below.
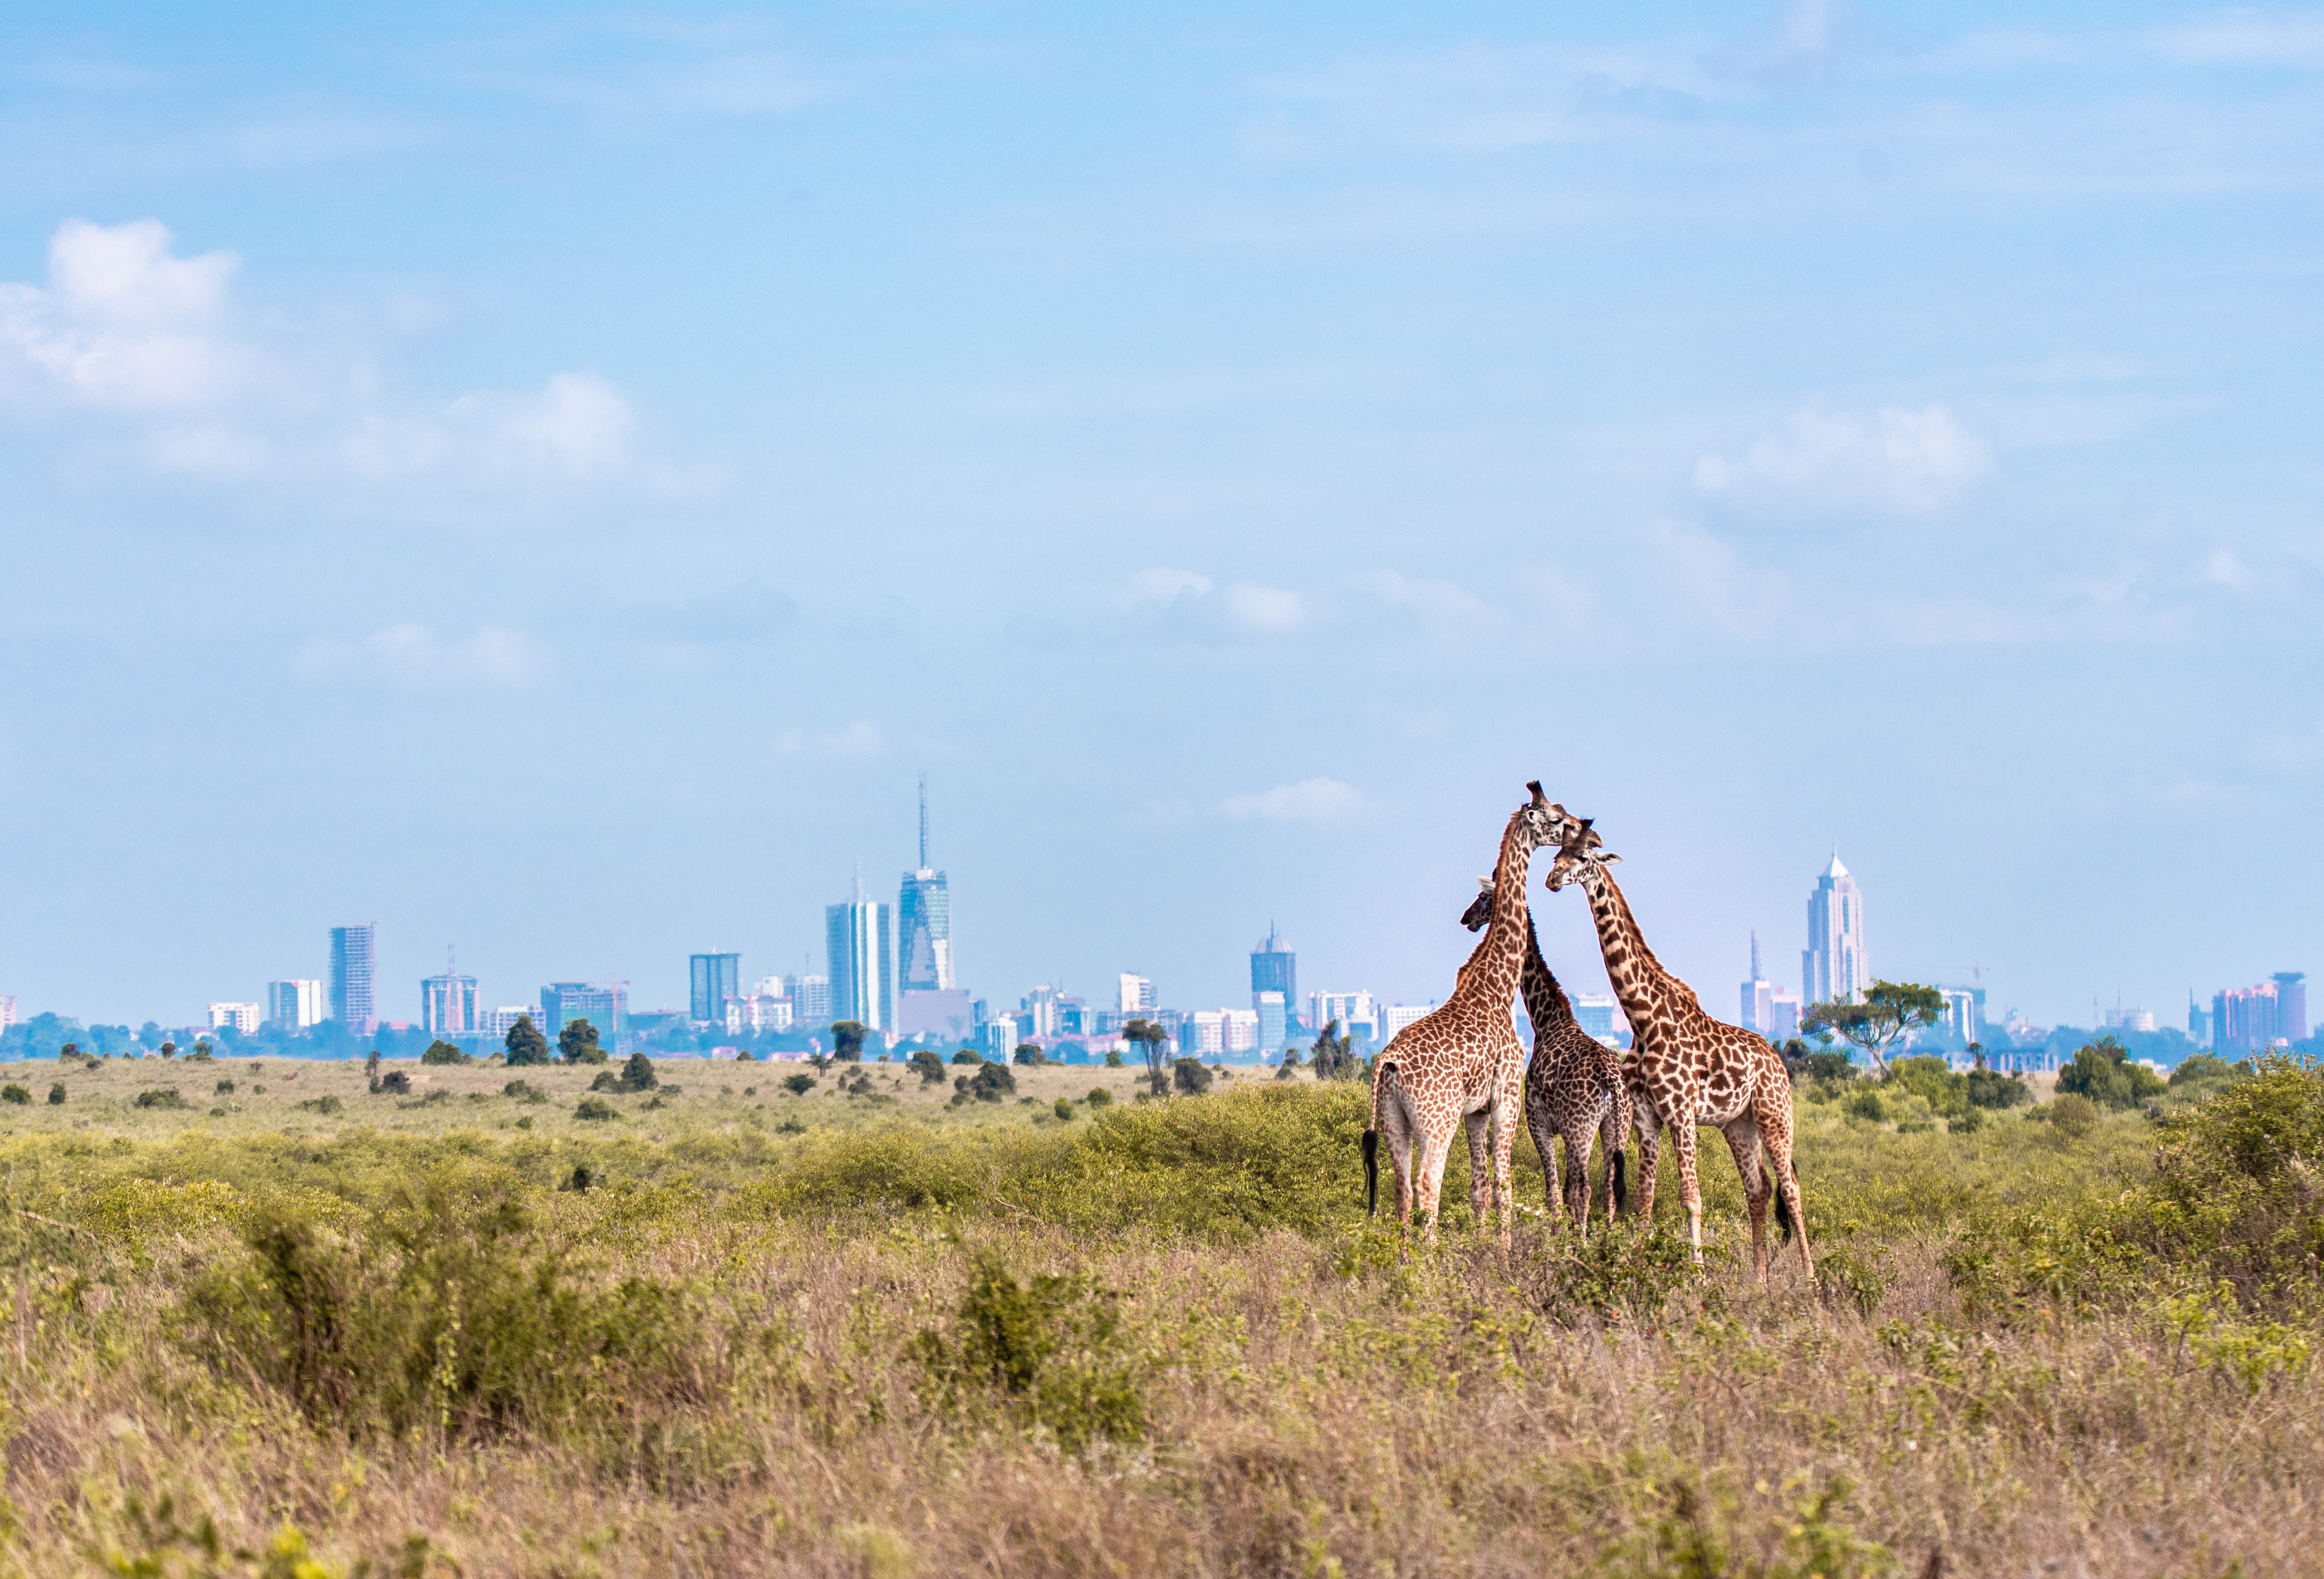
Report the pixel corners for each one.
[1520,910,1576,1034]
[1578,862,1690,1037]
[1450,809,1536,1015]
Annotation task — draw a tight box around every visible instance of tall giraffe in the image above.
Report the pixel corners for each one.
[1362,784,1576,1243]
[1542,827,1811,1280]
[1458,880,1630,1236]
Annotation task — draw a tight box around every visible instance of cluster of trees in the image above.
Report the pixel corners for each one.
[2055,1035,2169,1109]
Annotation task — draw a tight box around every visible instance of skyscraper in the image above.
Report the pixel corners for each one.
[330,924,377,1033]
[2274,972,2307,1043]
[898,776,955,992]
[1255,990,1287,1055]
[2189,992,2210,1047]
[690,953,741,1024]
[540,981,625,1045]
[1740,931,1774,1034]
[827,888,894,1031]
[1251,925,1296,1027]
[1802,854,1867,1007]
[265,979,324,1031]
[1119,974,1156,1015]
[422,951,477,1036]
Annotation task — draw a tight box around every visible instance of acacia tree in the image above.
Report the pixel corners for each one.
[1309,1019,1358,1081]
[1800,979,1946,1074]
[1122,1018,1171,1095]
[558,1019,607,1064]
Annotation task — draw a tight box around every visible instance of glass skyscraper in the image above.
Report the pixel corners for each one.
[1251,924,1296,1032]
[899,777,953,991]
[330,923,377,1033]
[827,895,894,1032]
[690,952,741,1024]
[1802,854,1867,1007]
[541,981,625,1046]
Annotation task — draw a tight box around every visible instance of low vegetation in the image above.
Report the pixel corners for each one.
[0,1047,2310,1575]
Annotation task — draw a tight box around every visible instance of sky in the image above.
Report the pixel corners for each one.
[2,0,2320,1033]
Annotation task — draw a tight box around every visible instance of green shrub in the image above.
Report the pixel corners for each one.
[501,1080,547,1104]
[909,1250,1144,1453]
[1172,1058,1213,1095]
[951,1049,980,1066]
[297,1095,344,1115]
[1520,1219,1701,1324]
[1843,1089,1887,1123]
[46,1083,64,1106]
[1053,1097,1074,1121]
[1884,1055,1967,1119]
[1012,1043,1048,1067]
[1086,1088,1112,1108]
[910,1049,948,1084]
[420,1040,470,1067]
[557,1021,608,1065]
[2169,1053,2240,1089]
[784,1073,817,1096]
[214,1078,236,1095]
[1103,1047,1124,1069]
[0,1084,28,1106]
[177,1181,702,1441]
[134,1088,189,1110]
[1966,1069,2031,1109]
[2046,1093,2099,1137]
[2058,1036,2167,1110]
[958,1062,1015,1104]
[377,1070,412,1096]
[2136,1053,2324,1296]
[574,1097,620,1123]
[1815,1241,1893,1317]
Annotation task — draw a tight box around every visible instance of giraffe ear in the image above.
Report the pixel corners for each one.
[1477,876,1493,891]
[1527,781,1547,806]
[1602,852,1622,866]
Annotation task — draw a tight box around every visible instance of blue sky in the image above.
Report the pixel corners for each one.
[2,1,2318,1032]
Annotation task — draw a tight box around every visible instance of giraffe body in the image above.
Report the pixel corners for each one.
[1459,885,1630,1236]
[1364,786,1574,1244]
[1544,833,1812,1280]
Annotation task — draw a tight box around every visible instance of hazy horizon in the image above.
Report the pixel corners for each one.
[3,1,2319,1030]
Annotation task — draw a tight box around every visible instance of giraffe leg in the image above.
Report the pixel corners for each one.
[1599,1103,1627,1228]
[1632,1099,1662,1222]
[1493,1070,1520,1247]
[1417,1113,1461,1241]
[1379,1072,1418,1226]
[1525,1085,1564,1221]
[1722,1117,1772,1282]
[1756,1085,1813,1279]
[1672,1124,1706,1262]
[1463,1107,1495,1233]
[1562,1119,1592,1235]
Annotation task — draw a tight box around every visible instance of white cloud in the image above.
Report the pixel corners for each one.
[1121,569,1307,638]
[1641,520,1793,640]
[0,218,250,411]
[771,721,883,758]
[294,624,547,690]
[1222,582,1306,633]
[1694,402,1992,516]
[2153,15,2324,67]
[2201,547,2256,593]
[1219,777,1373,825]
[1126,567,1216,604]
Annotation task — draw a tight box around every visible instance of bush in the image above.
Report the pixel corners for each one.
[2139,1053,2324,1296]
[0,1084,28,1106]
[832,1021,868,1062]
[2057,1035,2167,1110]
[1843,1089,1887,1123]
[1086,1088,1112,1108]
[2169,1053,2241,1090]
[784,1073,818,1096]
[1884,1055,1968,1119]
[910,1049,949,1084]
[2046,1092,2099,1137]
[574,1097,620,1123]
[135,1088,190,1110]
[1172,1058,1213,1096]
[962,1062,1017,1103]
[1103,1047,1124,1069]
[178,1182,702,1441]
[421,1040,471,1066]
[298,1095,344,1115]
[1053,1097,1074,1121]
[503,1015,551,1067]
[502,1080,547,1104]
[376,1070,413,1096]
[558,1021,608,1066]
[46,1083,64,1106]
[1013,1043,1048,1067]
[1966,1069,2031,1109]
[909,1250,1144,1453]
[215,1078,237,1095]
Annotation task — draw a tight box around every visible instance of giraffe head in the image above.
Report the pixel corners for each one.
[1542,820,1618,893]
[1518,782,1585,853]
[1459,876,1494,932]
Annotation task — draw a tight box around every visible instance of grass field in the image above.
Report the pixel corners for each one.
[0,1049,2313,1577]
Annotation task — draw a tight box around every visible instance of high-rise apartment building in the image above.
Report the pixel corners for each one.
[899,778,955,993]
[1379,1002,1435,1043]
[1574,994,1622,1046]
[421,961,478,1037]
[477,1006,535,1037]
[826,893,894,1031]
[789,974,833,1024]
[690,953,741,1025]
[1119,974,1156,1015]
[330,923,378,1033]
[2274,972,2307,1043]
[540,981,625,1045]
[982,1012,1017,1062]
[265,979,324,1031]
[1309,990,1377,1046]
[2188,993,2210,1047]
[207,1002,262,1033]
[1251,925,1296,1029]
[1802,855,1867,1007]
[0,995,14,1032]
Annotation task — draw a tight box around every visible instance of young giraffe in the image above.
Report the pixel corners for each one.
[1542,828,1811,1280]
[1362,784,1577,1244]
[1458,880,1631,1237]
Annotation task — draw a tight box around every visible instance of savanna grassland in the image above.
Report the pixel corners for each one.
[0,1048,2315,1578]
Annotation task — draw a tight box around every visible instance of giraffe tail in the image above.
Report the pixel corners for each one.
[1361,1128,1379,1216]
[1774,1158,1799,1243]
[1611,1148,1627,1215]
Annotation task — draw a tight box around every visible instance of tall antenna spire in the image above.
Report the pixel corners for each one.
[919,772,929,870]
[1749,929,1761,981]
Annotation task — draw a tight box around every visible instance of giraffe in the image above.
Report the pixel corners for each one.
[1458,880,1630,1237]
[1362,784,1577,1244]
[1542,826,1812,1280]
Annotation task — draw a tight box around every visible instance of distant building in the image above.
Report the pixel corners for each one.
[1768,990,1800,1040]
[2103,1005,2155,1034]
[265,979,325,1031]
[789,974,833,1025]
[478,1006,534,1037]
[1119,974,1156,1015]
[1739,931,1775,1035]
[724,994,792,1034]
[1574,994,1622,1047]
[826,893,894,1032]
[1309,990,1378,1047]
[1222,1008,1258,1053]
[2188,993,2210,1048]
[1943,987,1987,1044]
[1023,985,1061,1040]
[1255,991,1287,1055]
[690,954,741,1025]
[899,777,955,992]
[982,1013,1017,1062]
[330,923,377,1033]
[2275,972,2307,1043]
[0,995,13,1032]
[540,981,624,1045]
[2213,981,2281,1053]
[1379,1003,1435,1043]
[1802,855,1867,1007]
[1251,925,1297,1029]
[207,1002,262,1034]
[421,966,478,1037]
[897,989,973,1042]
[1184,1011,1224,1055]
